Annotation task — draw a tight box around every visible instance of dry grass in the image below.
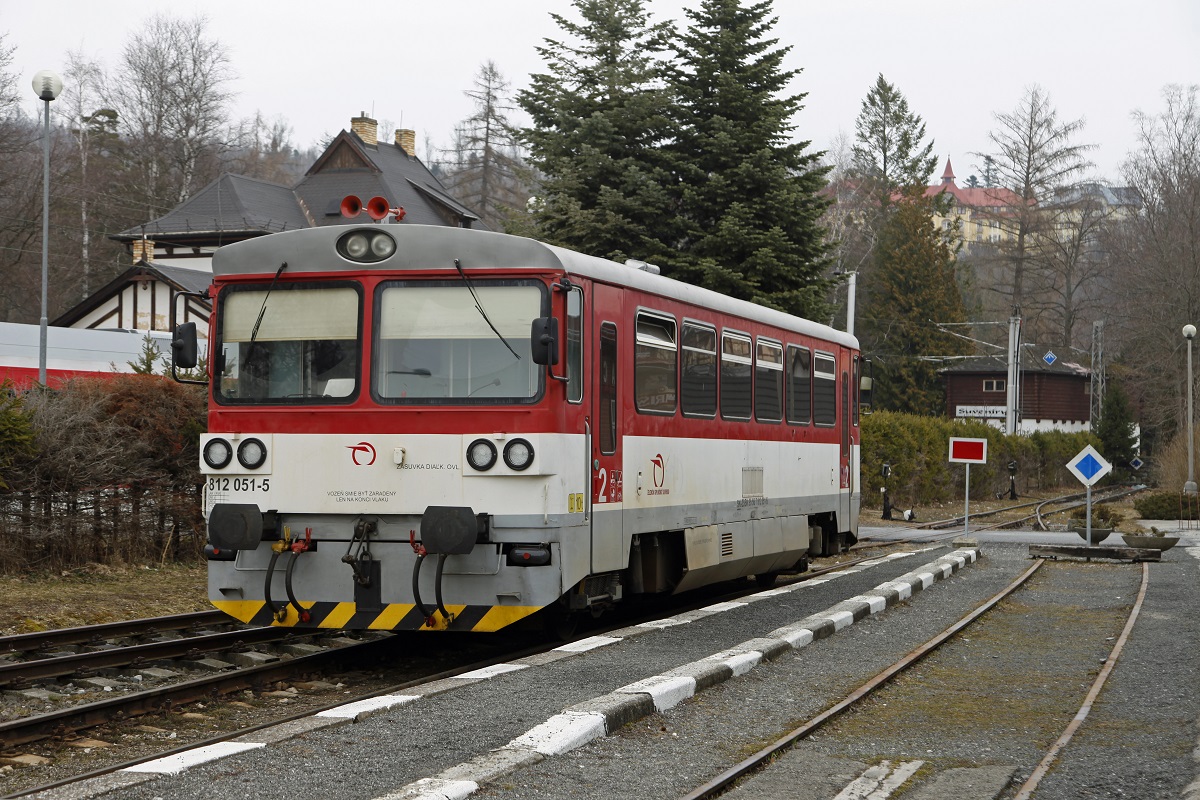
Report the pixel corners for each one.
[0,563,208,635]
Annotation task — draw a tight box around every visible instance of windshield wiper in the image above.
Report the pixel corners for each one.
[453,258,520,361]
[248,261,288,351]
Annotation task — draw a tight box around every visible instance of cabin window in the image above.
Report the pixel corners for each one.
[566,287,583,404]
[786,345,811,425]
[814,352,837,426]
[754,339,783,423]
[373,281,542,404]
[681,323,717,417]
[721,331,753,420]
[600,323,618,454]
[634,312,677,414]
[215,283,361,404]
[984,379,1006,392]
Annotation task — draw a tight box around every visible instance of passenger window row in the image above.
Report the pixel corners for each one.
[633,312,837,426]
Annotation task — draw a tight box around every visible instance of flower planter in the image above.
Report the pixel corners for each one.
[1070,525,1112,544]
[1121,534,1179,551]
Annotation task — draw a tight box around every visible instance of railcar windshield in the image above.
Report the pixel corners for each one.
[214,284,361,404]
[373,281,543,403]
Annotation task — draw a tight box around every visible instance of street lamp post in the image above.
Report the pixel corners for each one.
[32,70,63,387]
[1185,324,1197,495]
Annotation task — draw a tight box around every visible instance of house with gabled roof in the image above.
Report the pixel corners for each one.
[926,159,1025,252]
[53,114,482,337]
[941,353,1092,433]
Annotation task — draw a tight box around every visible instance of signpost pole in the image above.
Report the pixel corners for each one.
[964,463,971,536]
[1066,445,1112,548]
[1086,483,1092,547]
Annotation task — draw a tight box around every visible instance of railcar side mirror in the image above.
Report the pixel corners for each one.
[531,317,559,366]
[172,322,198,369]
[859,373,873,410]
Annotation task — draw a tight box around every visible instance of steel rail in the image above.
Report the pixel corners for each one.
[0,632,381,750]
[1,546,906,796]
[0,625,306,686]
[676,558,1047,800]
[1011,561,1150,799]
[0,610,230,655]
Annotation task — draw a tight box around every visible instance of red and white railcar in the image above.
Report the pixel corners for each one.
[176,220,862,632]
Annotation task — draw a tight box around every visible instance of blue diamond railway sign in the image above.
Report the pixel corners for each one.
[1043,350,1057,366]
[1067,445,1112,487]
[1130,457,1144,471]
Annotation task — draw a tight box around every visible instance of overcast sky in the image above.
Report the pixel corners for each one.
[6,0,1198,183]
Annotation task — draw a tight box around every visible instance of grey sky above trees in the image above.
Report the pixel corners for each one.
[5,0,1195,183]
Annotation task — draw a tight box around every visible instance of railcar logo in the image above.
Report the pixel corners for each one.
[348,442,377,466]
[651,454,666,488]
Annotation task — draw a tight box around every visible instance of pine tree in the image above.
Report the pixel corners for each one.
[661,0,832,320]
[851,74,938,201]
[517,0,675,262]
[1093,383,1138,477]
[862,192,971,414]
[441,61,532,232]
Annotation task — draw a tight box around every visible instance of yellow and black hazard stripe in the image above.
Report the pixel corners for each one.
[212,599,542,632]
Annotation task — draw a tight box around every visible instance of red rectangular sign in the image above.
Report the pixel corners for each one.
[949,437,988,464]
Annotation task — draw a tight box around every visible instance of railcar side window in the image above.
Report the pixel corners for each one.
[786,345,811,425]
[373,281,542,404]
[216,284,361,404]
[720,332,753,420]
[600,323,617,454]
[755,339,783,423]
[566,287,583,404]
[634,312,677,414]
[681,323,717,417]
[814,352,837,425]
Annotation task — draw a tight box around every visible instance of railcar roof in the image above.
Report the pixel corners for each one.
[211,224,856,348]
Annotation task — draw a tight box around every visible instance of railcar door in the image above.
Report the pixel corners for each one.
[590,284,624,573]
[839,364,853,534]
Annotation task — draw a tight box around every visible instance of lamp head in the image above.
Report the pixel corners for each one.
[32,70,62,102]
[1185,324,1197,340]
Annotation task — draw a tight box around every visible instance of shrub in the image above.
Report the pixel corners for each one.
[1133,491,1200,520]
[1069,502,1123,528]
[861,411,1100,507]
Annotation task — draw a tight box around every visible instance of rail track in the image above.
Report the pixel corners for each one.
[676,556,1149,800]
[0,546,911,797]
[857,485,1146,545]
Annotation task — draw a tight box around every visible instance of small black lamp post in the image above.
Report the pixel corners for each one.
[1007,460,1019,500]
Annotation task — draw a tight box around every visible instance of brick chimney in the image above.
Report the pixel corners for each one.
[132,238,154,263]
[350,113,378,146]
[395,128,416,156]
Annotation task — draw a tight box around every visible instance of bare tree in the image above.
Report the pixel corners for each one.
[1020,186,1120,349]
[973,85,1095,312]
[108,13,234,215]
[441,61,532,231]
[224,111,305,185]
[1111,84,1200,440]
[60,50,112,298]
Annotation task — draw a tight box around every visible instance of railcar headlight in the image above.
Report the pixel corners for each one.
[343,232,370,258]
[466,439,498,471]
[204,438,233,469]
[370,234,396,258]
[237,438,268,470]
[337,229,396,263]
[503,439,534,471]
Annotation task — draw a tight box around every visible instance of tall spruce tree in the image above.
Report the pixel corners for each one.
[517,0,674,262]
[863,192,972,414]
[852,74,938,201]
[662,0,831,320]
